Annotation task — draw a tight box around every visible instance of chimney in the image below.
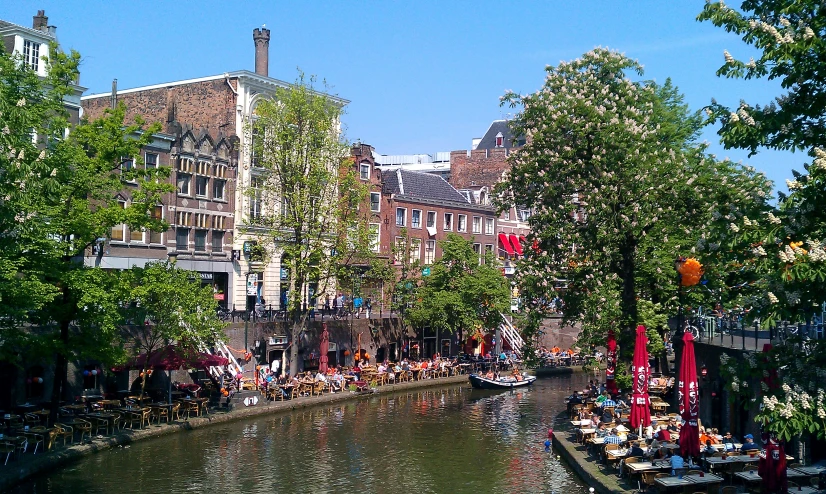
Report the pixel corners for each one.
[32,10,48,32]
[253,26,270,77]
[110,79,118,109]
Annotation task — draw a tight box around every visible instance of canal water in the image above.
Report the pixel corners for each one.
[13,374,590,494]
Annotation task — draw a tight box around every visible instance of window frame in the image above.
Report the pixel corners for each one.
[212,231,224,252]
[177,173,191,196]
[194,230,208,252]
[457,214,467,233]
[426,211,436,229]
[195,175,209,198]
[485,217,495,235]
[473,243,482,264]
[411,209,422,229]
[472,216,481,234]
[443,212,453,231]
[359,162,371,181]
[424,240,436,265]
[111,201,127,242]
[213,179,226,201]
[396,207,407,227]
[394,236,406,263]
[409,238,421,264]
[148,204,164,245]
[370,192,381,212]
[23,40,40,72]
[176,228,189,251]
[369,223,381,253]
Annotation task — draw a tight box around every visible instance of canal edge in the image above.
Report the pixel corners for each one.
[551,428,628,494]
[0,375,468,491]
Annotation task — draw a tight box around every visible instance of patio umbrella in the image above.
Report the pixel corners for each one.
[678,331,701,459]
[120,345,229,402]
[605,329,618,395]
[629,325,651,433]
[759,434,787,493]
[319,323,330,374]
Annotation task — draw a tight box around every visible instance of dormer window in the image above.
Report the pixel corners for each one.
[23,40,40,72]
[359,162,370,181]
[495,132,504,148]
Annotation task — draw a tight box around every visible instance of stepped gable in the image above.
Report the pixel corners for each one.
[383,168,470,205]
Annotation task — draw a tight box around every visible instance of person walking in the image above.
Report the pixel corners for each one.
[324,295,331,319]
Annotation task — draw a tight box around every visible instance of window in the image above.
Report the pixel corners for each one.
[444,213,453,231]
[111,201,126,241]
[177,173,191,195]
[396,207,406,227]
[130,225,144,243]
[519,209,532,222]
[369,223,380,253]
[485,217,495,235]
[250,176,263,220]
[176,228,189,250]
[409,238,421,264]
[411,209,422,229]
[196,176,209,197]
[194,230,207,252]
[458,214,467,232]
[426,211,436,228]
[504,210,510,221]
[213,179,226,200]
[425,240,436,265]
[495,132,504,148]
[23,40,40,72]
[212,231,224,251]
[370,192,381,212]
[473,243,482,264]
[394,237,406,263]
[360,162,370,180]
[148,205,164,244]
[472,216,481,234]
[213,216,226,230]
[145,152,158,170]
[251,128,261,167]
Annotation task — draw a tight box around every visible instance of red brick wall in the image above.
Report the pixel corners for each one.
[82,78,239,137]
[449,148,511,191]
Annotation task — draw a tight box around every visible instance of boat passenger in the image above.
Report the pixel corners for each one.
[484,370,495,379]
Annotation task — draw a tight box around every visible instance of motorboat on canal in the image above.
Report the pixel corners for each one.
[469,372,537,390]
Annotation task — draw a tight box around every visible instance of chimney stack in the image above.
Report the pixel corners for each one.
[253,26,271,77]
[32,10,48,32]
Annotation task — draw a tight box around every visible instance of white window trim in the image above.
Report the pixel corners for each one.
[213,179,227,202]
[370,192,381,213]
[396,207,407,227]
[360,162,371,181]
[457,214,467,233]
[195,175,209,199]
[485,217,495,235]
[409,238,421,263]
[411,209,422,229]
[111,200,127,243]
[444,213,453,231]
[472,216,481,234]
[177,172,192,196]
[426,211,437,229]
[425,240,436,265]
[369,223,381,253]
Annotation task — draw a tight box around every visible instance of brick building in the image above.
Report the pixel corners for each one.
[81,27,347,313]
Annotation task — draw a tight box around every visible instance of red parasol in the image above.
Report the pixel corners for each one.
[605,329,618,395]
[678,331,701,459]
[319,323,330,373]
[759,435,787,493]
[119,344,228,371]
[630,325,651,430]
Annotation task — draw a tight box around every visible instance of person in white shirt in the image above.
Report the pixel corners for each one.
[377,363,387,374]
[315,371,327,382]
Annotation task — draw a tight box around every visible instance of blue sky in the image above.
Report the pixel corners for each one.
[5,1,803,192]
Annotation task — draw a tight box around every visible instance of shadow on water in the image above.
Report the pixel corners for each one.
[11,374,593,494]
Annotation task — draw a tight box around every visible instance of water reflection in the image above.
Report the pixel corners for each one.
[13,375,590,494]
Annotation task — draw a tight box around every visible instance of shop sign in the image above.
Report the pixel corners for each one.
[199,272,213,281]
[213,293,225,301]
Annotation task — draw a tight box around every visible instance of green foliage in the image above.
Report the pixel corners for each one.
[406,234,510,337]
[497,48,760,357]
[614,361,633,393]
[637,300,666,356]
[244,72,367,375]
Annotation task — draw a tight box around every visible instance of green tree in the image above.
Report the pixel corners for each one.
[244,73,368,376]
[119,262,226,398]
[698,0,826,442]
[1,43,173,421]
[407,234,510,346]
[497,49,768,360]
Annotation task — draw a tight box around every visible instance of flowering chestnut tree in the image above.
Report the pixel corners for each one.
[498,49,762,357]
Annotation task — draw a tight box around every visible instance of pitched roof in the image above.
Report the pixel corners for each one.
[382,169,470,205]
[475,120,524,150]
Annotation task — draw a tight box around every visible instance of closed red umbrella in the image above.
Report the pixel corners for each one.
[606,329,618,395]
[319,323,330,373]
[759,435,787,493]
[679,331,701,459]
[630,325,651,431]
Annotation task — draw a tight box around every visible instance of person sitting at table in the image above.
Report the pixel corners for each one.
[484,369,495,380]
[703,439,718,456]
[645,420,657,440]
[595,390,609,405]
[589,413,601,429]
[740,434,759,453]
[600,406,614,424]
[647,440,667,461]
[656,425,672,442]
[315,370,328,383]
[330,370,344,392]
[617,440,647,479]
[594,422,609,438]
[721,431,738,451]
[603,428,624,445]
[667,418,679,432]
[377,362,387,374]
[699,427,716,446]
[668,450,685,477]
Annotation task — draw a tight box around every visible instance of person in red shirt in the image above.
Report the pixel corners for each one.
[656,427,671,442]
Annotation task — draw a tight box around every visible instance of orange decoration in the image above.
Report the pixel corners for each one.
[343,350,351,356]
[678,258,703,286]
[139,372,144,377]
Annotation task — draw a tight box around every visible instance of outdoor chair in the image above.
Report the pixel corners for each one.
[787,482,799,489]
[720,486,737,494]
[132,408,151,429]
[170,403,181,421]
[687,469,703,476]
[91,416,109,436]
[54,423,74,446]
[74,419,92,442]
[290,386,301,400]
[637,471,658,493]
[181,401,199,419]
[812,478,820,488]
[312,381,326,396]
[24,413,41,426]
[788,462,801,469]
[151,406,170,425]
[0,441,15,465]
[23,430,45,454]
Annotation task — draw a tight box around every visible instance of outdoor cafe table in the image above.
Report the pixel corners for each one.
[683,473,724,488]
[578,428,596,443]
[655,476,692,491]
[735,471,762,484]
[792,466,825,477]
[81,412,116,435]
[791,488,818,494]
[627,460,671,475]
[178,397,209,416]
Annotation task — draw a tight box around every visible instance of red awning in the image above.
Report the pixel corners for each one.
[509,234,524,256]
[498,233,515,255]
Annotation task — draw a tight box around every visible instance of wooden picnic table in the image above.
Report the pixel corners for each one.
[627,460,671,474]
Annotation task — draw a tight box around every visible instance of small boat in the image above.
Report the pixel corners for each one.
[469,373,537,390]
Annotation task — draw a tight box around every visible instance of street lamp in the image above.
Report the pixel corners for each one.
[674,256,686,338]
[168,251,178,265]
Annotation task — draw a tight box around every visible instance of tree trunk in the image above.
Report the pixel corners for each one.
[619,234,638,345]
[290,311,301,377]
[49,317,70,425]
